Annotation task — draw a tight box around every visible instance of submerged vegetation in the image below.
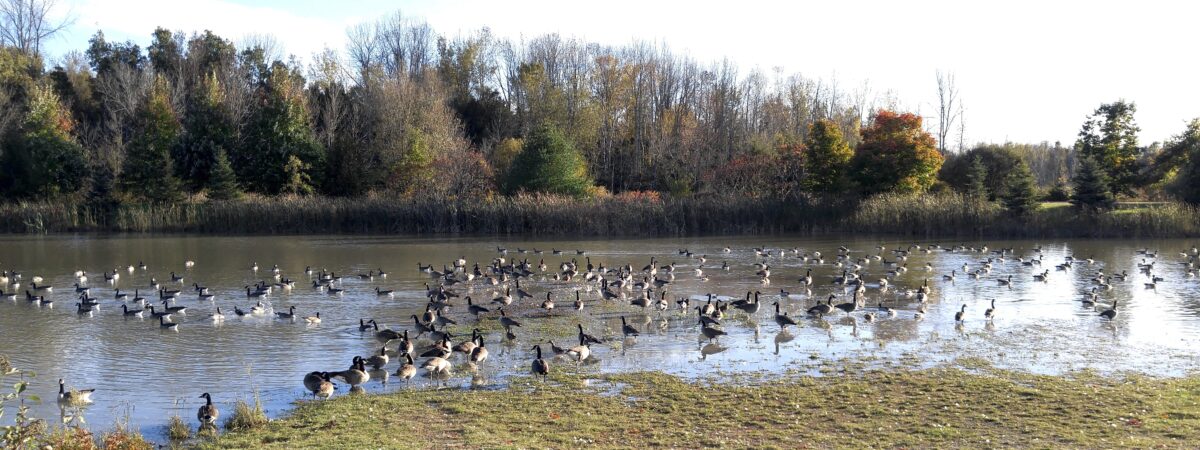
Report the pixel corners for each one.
[196,368,1200,449]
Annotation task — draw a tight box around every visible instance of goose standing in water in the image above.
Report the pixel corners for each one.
[395,354,417,386]
[303,372,335,398]
[984,299,996,321]
[954,304,967,323]
[531,345,550,382]
[469,336,489,364]
[1100,300,1118,320]
[197,393,219,428]
[621,316,640,338]
[773,302,797,330]
[334,356,370,389]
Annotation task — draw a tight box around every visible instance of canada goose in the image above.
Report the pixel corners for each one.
[121,304,144,317]
[499,309,522,331]
[773,302,797,329]
[574,291,584,311]
[834,292,859,315]
[159,316,179,330]
[541,292,555,312]
[334,356,370,388]
[454,329,481,354]
[469,336,489,364]
[365,347,390,370]
[210,307,226,322]
[376,287,394,296]
[954,304,967,322]
[700,320,727,342]
[531,345,550,381]
[421,356,452,376]
[57,379,95,406]
[246,286,266,298]
[303,371,335,398]
[621,316,640,337]
[566,334,591,363]
[547,340,568,355]
[358,319,373,331]
[395,331,414,356]
[395,354,417,385]
[1033,270,1049,281]
[577,324,604,345]
[492,287,513,306]
[1100,300,1118,320]
[161,300,186,314]
[197,393,218,427]
[984,299,996,320]
[372,321,403,342]
[420,338,453,359]
[998,275,1012,286]
[147,306,171,320]
[465,296,489,316]
[268,305,294,320]
[249,302,266,315]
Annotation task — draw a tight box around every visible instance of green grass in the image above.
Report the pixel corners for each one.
[194,368,1200,449]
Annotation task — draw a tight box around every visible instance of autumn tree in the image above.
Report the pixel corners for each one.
[1162,119,1200,204]
[803,119,851,193]
[1075,100,1140,196]
[1070,156,1115,211]
[504,123,593,197]
[851,110,943,194]
[121,78,184,203]
[939,144,1024,199]
[0,83,86,197]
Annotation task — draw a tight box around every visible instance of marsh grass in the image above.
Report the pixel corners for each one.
[194,367,1200,449]
[1,193,1198,237]
[166,414,190,441]
[223,397,269,432]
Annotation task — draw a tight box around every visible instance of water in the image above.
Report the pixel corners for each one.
[1,234,1198,440]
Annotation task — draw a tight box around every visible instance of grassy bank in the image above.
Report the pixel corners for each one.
[191,367,1200,449]
[2,193,1199,238]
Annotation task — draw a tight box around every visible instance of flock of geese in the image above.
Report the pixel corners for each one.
[5,242,1199,431]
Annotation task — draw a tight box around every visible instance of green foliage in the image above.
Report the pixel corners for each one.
[965,155,989,199]
[1001,162,1038,216]
[803,119,852,193]
[206,148,241,200]
[1046,179,1071,202]
[235,62,324,194]
[281,155,314,196]
[939,144,1024,199]
[1075,100,1141,196]
[0,84,87,198]
[851,110,943,194]
[1160,119,1200,204]
[389,128,433,194]
[504,124,594,197]
[176,72,235,192]
[120,80,184,204]
[1070,156,1116,211]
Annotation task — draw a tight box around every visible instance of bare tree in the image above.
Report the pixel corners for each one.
[935,70,960,154]
[0,0,73,55]
[956,98,966,151]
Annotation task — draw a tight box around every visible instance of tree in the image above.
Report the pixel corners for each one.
[206,148,240,200]
[851,110,943,194]
[175,72,233,192]
[1075,100,1140,196]
[935,70,960,154]
[1070,156,1115,211]
[965,155,988,199]
[121,78,184,203]
[1163,119,1200,204]
[281,155,314,196]
[939,144,1024,199]
[1001,162,1038,216]
[504,123,593,197]
[0,0,73,55]
[803,119,851,193]
[0,83,86,197]
[235,61,324,194]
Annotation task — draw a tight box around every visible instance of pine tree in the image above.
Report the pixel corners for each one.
[235,62,323,194]
[176,72,234,192]
[1070,156,1116,211]
[206,148,241,200]
[121,78,184,203]
[965,155,989,199]
[504,123,594,198]
[1001,162,1038,216]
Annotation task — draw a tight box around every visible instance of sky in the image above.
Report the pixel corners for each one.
[38,0,1200,147]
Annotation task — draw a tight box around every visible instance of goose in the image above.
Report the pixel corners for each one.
[541,292,555,312]
[147,306,171,320]
[170,272,184,283]
[209,307,226,322]
[120,304,143,317]
[358,319,373,331]
[547,340,568,355]
[469,336,489,364]
[834,292,860,315]
[75,301,95,314]
[161,300,186,314]
[808,295,835,316]
[394,331,414,356]
[1100,300,1118,320]
[418,339,451,359]
[197,393,219,427]
[864,312,877,323]
[700,320,727,342]
[943,270,956,281]
[303,372,335,398]
[421,356,452,376]
[531,345,550,381]
[696,307,721,327]
[984,299,996,320]
[492,288,513,306]
[334,357,370,388]
[304,312,321,324]
[466,296,489,316]
[621,316,640,337]
[395,354,417,386]
[73,282,90,294]
[274,305,296,319]
[773,302,797,329]
[574,291,584,312]
[249,302,267,315]
[676,296,690,311]
[998,275,1012,286]
[57,379,95,406]
[566,335,591,363]
[245,286,267,298]
[159,316,179,330]
[365,347,390,370]
[577,324,604,345]
[0,290,15,300]
[427,323,455,343]
[954,304,967,322]
[375,287,394,296]
[373,321,403,342]
[453,329,481,354]
[1033,270,1049,281]
[499,309,522,331]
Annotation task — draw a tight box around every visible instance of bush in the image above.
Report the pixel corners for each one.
[504,124,594,198]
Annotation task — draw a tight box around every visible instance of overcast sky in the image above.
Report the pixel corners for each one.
[41,0,1200,146]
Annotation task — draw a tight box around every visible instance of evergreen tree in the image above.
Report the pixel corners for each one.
[235,62,324,194]
[206,148,241,200]
[803,119,852,193]
[1075,100,1140,196]
[121,78,184,203]
[281,155,314,196]
[176,72,234,192]
[1001,162,1038,216]
[965,155,989,199]
[1070,156,1116,211]
[504,123,593,197]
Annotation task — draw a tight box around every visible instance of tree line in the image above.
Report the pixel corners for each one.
[1,6,1198,214]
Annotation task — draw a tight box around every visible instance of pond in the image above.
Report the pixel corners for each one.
[1,234,1198,441]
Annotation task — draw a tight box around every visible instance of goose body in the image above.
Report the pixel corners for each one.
[197,393,218,426]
